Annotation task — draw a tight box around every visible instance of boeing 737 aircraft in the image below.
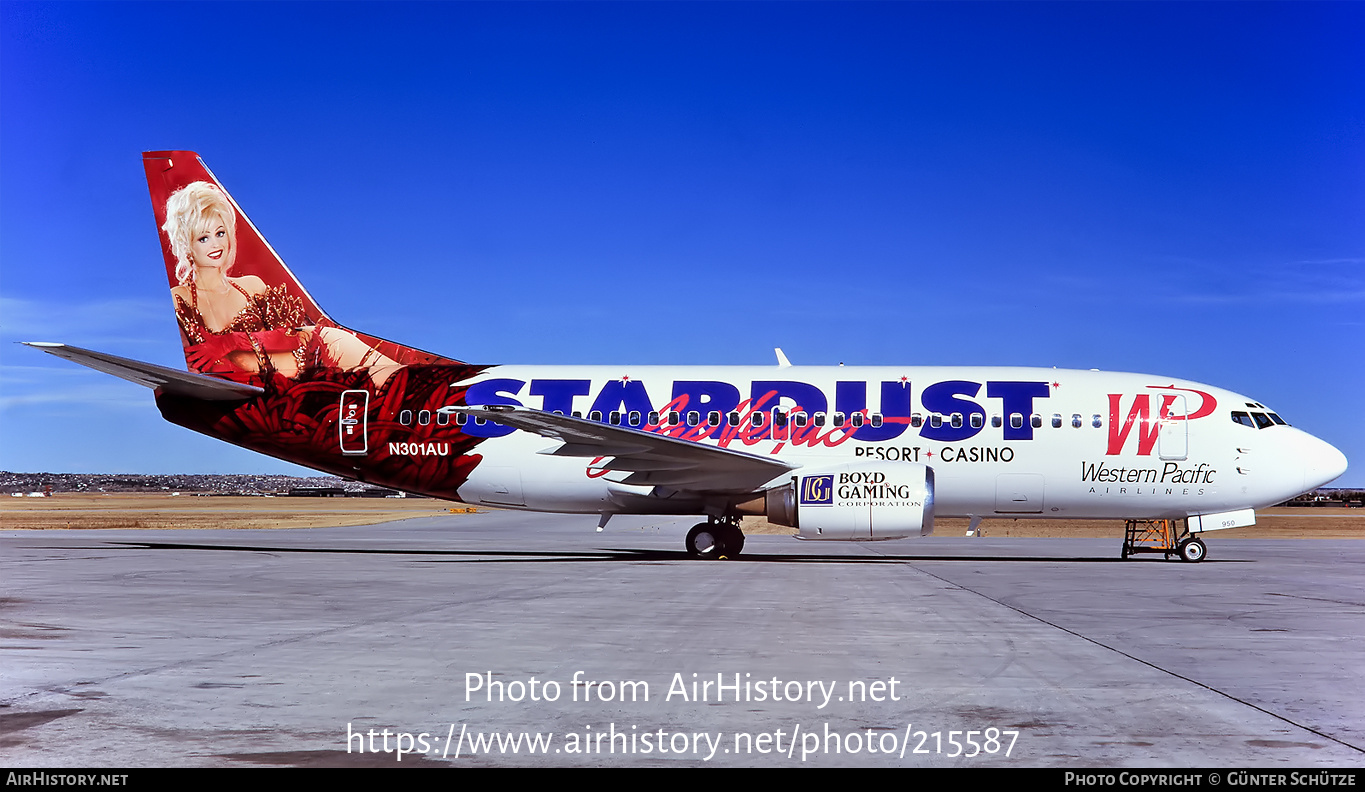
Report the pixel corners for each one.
[28,152,1349,561]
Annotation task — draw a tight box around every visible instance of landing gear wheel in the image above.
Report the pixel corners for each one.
[721,524,744,557]
[685,522,745,559]
[686,523,724,560]
[1178,537,1207,563]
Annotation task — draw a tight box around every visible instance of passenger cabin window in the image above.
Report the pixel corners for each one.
[648,411,659,425]
[870,414,883,428]
[686,411,700,426]
[833,413,845,428]
[813,412,826,427]
[669,411,680,426]
[708,411,721,427]
[418,410,431,426]
[728,411,741,426]
[1071,414,1082,428]
[589,410,603,422]
[609,411,621,425]
[991,415,1002,428]
[773,410,788,428]
[850,413,864,428]
[628,411,641,426]
[911,413,923,428]
[751,412,764,427]
[1031,414,1042,429]
[793,412,808,428]
[399,409,413,425]
[929,414,942,428]
[572,411,582,419]
[1051,414,1061,429]
[1010,414,1024,429]
[437,411,449,426]
[1092,414,1102,428]
[456,412,467,426]
[970,413,983,429]
[950,413,962,429]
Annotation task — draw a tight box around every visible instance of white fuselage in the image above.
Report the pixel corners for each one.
[442,365,1346,521]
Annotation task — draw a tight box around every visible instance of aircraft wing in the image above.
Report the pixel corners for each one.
[24,343,265,401]
[442,405,795,495]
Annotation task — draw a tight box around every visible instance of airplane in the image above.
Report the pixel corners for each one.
[26,151,1349,562]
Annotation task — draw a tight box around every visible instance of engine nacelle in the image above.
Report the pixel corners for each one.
[765,461,935,541]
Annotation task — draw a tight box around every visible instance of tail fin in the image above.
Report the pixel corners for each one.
[144,151,458,384]
[145,151,329,323]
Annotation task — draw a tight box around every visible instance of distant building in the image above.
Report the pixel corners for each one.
[288,487,347,498]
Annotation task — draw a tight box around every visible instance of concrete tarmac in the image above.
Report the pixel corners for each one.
[2,512,1363,767]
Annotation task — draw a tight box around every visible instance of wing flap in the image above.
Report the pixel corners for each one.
[542,442,653,457]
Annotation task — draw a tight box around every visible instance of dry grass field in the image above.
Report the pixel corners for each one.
[2,493,1361,538]
[0,493,456,531]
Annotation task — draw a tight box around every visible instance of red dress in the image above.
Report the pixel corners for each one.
[173,280,313,377]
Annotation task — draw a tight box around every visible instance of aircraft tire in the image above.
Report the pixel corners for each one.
[722,525,745,558]
[1178,538,1207,563]
[686,523,724,560]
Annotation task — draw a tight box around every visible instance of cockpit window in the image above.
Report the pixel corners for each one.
[1233,410,1285,429]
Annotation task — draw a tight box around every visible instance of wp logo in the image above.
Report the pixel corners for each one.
[1106,387,1217,456]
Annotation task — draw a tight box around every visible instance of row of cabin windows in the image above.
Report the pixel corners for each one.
[403,409,448,426]
[396,408,1108,430]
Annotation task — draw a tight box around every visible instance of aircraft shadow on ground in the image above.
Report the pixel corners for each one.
[93,541,1246,564]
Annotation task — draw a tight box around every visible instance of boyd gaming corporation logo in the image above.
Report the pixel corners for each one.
[800,475,833,506]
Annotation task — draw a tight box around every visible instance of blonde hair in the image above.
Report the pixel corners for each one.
[162,181,237,285]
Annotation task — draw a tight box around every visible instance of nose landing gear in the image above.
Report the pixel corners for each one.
[1121,518,1208,562]
[1177,536,1207,563]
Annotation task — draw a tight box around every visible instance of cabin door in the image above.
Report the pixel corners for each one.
[339,389,370,456]
[1159,394,1188,461]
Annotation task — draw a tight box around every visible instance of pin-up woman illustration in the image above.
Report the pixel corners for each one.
[163,181,396,387]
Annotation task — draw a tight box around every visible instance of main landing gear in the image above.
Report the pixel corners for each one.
[686,517,745,560]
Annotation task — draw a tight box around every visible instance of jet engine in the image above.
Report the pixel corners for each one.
[763,461,935,540]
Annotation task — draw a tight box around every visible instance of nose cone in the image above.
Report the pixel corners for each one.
[1303,434,1349,491]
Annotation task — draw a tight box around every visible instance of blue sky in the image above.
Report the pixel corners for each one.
[1,1,1361,485]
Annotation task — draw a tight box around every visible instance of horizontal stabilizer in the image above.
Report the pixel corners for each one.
[24,343,264,401]
[442,405,795,495]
